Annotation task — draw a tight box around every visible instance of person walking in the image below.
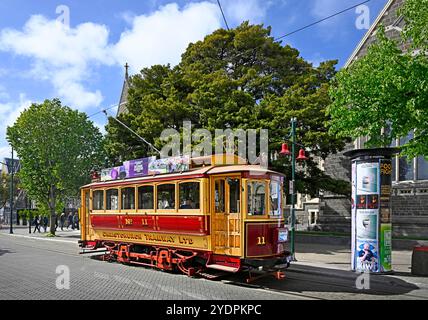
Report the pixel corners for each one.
[73,213,79,230]
[42,216,48,233]
[33,215,41,233]
[68,213,74,230]
[60,212,65,231]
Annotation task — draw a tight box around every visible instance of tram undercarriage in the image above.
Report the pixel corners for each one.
[79,240,291,282]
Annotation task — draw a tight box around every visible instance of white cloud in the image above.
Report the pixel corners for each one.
[0,15,113,110]
[113,2,222,73]
[0,94,33,160]
[222,0,272,25]
[0,1,271,110]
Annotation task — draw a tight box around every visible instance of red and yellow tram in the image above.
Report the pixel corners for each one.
[79,155,291,280]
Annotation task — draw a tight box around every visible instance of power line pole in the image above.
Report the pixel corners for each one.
[9,147,14,234]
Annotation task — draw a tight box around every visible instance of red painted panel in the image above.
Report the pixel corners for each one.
[90,214,209,235]
[157,215,209,235]
[246,222,282,257]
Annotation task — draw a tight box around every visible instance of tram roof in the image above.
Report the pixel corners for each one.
[82,164,283,189]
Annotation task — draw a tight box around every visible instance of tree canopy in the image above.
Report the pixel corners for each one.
[7,99,104,234]
[105,22,349,196]
[327,0,428,159]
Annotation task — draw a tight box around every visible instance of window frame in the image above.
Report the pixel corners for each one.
[92,189,105,213]
[120,185,137,213]
[136,184,156,213]
[269,178,283,218]
[105,188,120,211]
[178,180,202,213]
[155,182,178,213]
[244,179,269,219]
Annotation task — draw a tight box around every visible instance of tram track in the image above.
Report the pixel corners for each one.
[1,233,425,300]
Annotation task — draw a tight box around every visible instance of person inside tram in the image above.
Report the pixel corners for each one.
[180,199,192,209]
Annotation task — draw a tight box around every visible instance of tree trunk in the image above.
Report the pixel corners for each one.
[49,188,56,235]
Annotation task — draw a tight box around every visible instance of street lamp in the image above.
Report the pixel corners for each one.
[279,117,308,261]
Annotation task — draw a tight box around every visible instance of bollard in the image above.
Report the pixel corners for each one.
[411,246,428,276]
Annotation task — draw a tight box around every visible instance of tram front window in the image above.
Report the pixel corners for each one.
[270,180,281,216]
[157,184,175,210]
[247,181,266,216]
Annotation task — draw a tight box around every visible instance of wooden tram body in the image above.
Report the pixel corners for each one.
[79,155,291,280]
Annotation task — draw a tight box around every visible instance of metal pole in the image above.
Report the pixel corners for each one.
[290,117,296,261]
[9,147,13,234]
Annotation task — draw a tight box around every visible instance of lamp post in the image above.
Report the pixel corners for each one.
[279,117,308,261]
[9,148,14,234]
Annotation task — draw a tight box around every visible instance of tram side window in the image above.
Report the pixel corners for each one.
[179,182,200,209]
[270,180,281,216]
[247,181,266,216]
[93,190,104,210]
[138,185,154,210]
[215,180,225,213]
[157,184,176,210]
[106,189,119,210]
[121,187,135,210]
[228,178,240,213]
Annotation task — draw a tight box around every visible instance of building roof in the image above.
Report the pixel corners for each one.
[344,0,404,68]
[116,63,130,116]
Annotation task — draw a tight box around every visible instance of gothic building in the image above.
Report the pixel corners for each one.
[317,0,428,238]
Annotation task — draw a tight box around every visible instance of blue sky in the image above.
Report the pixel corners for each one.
[0,0,388,159]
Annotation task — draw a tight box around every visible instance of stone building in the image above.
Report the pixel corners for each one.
[316,0,428,238]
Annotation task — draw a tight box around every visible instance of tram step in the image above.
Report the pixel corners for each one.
[198,270,229,280]
[206,264,240,273]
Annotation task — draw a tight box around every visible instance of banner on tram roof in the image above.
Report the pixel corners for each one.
[100,156,190,181]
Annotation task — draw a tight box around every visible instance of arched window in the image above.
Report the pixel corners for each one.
[106,189,119,210]
[121,187,135,210]
[93,190,104,210]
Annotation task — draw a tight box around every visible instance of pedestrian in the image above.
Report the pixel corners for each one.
[68,213,74,230]
[60,212,65,231]
[42,216,49,233]
[73,213,79,230]
[33,215,41,233]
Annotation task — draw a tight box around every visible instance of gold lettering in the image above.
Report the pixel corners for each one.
[257,236,266,245]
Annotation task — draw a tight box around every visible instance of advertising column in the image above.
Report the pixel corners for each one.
[346,148,397,274]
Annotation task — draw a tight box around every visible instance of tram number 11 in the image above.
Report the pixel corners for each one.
[257,236,266,245]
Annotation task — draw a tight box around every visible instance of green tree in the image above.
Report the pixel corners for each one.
[0,172,19,210]
[327,0,428,159]
[105,22,349,196]
[7,99,104,235]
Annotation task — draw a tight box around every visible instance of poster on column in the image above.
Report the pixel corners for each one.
[380,224,392,272]
[356,162,379,195]
[356,239,379,272]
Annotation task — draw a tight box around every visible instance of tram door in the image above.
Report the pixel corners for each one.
[81,190,90,241]
[211,176,242,256]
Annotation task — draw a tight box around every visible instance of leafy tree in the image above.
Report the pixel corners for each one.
[327,0,428,159]
[0,172,19,210]
[105,22,349,196]
[7,99,104,235]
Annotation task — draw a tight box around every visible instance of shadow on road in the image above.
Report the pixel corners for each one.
[0,248,15,256]
[223,264,421,297]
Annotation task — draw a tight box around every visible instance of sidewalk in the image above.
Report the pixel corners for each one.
[0,225,81,242]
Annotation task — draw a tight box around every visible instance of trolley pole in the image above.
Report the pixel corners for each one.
[9,147,14,234]
[290,117,296,261]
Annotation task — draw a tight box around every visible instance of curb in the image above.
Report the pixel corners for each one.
[0,232,78,244]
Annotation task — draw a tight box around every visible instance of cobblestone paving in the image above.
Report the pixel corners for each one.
[0,234,303,300]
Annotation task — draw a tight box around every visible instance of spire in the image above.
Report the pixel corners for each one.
[125,62,129,81]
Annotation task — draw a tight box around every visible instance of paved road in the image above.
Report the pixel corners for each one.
[0,232,427,300]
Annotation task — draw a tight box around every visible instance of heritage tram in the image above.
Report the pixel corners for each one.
[79,154,291,281]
